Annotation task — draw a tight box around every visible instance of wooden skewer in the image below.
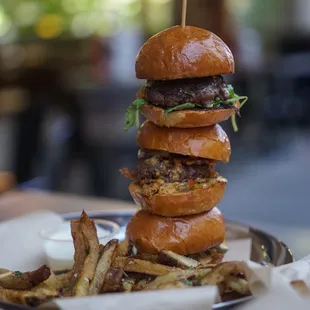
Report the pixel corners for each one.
[181,0,187,28]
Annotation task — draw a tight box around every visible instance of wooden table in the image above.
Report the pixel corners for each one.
[0,190,310,260]
[0,190,137,221]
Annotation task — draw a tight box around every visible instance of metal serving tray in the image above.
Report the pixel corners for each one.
[0,209,293,310]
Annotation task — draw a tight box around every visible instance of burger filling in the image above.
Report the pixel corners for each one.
[145,76,231,110]
[124,76,247,132]
[135,149,220,196]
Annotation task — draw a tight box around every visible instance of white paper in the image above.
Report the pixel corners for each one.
[239,286,310,310]
[0,210,64,271]
[40,286,217,310]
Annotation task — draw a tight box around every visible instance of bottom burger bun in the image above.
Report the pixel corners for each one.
[126,208,225,255]
[128,176,227,217]
[141,104,238,128]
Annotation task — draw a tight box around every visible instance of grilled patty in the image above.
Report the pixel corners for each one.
[136,149,215,184]
[145,76,230,109]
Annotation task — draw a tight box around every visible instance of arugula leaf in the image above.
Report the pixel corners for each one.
[124,98,147,131]
[214,84,248,132]
[227,84,235,98]
[164,102,201,117]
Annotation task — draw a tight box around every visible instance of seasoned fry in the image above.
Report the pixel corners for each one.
[101,268,124,293]
[0,265,51,290]
[89,239,118,295]
[112,257,180,276]
[132,253,158,263]
[291,280,310,297]
[116,239,133,257]
[201,261,245,286]
[99,244,104,255]
[54,271,71,290]
[73,211,100,296]
[157,281,188,290]
[133,278,152,291]
[0,286,58,307]
[122,277,136,292]
[224,276,250,295]
[158,250,199,268]
[68,219,88,292]
[144,269,211,290]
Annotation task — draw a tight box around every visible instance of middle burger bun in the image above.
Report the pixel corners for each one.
[128,175,227,217]
[140,102,239,129]
[126,208,225,255]
[137,121,231,163]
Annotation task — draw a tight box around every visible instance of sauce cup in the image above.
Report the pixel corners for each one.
[40,219,120,271]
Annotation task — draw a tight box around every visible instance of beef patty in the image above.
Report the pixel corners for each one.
[145,76,230,109]
[136,149,215,184]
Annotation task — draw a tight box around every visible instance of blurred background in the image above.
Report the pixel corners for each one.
[0,0,309,233]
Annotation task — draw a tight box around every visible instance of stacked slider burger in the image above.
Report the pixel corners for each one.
[121,26,247,257]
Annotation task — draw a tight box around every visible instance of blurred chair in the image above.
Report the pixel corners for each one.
[13,67,85,191]
[264,52,310,126]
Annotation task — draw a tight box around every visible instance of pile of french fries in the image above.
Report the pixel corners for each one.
[0,211,308,307]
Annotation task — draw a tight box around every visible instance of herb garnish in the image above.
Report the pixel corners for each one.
[212,84,248,132]
[123,84,248,132]
[124,98,148,131]
[14,271,22,277]
[164,102,201,117]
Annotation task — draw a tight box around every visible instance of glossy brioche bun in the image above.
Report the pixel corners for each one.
[140,103,238,128]
[137,121,231,162]
[128,176,227,217]
[135,25,234,80]
[126,208,225,255]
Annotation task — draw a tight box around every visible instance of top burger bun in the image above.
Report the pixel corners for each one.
[137,121,231,162]
[135,25,234,80]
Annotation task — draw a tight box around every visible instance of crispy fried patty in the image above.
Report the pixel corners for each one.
[145,76,230,109]
[136,149,215,184]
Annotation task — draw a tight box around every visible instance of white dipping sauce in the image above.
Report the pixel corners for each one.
[43,222,111,271]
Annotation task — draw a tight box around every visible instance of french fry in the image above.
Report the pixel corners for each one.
[157,281,188,290]
[112,257,180,276]
[54,271,72,290]
[116,239,133,257]
[89,239,118,295]
[101,268,124,293]
[224,276,250,295]
[200,261,245,286]
[144,269,211,290]
[132,253,159,263]
[291,280,310,297]
[133,278,152,291]
[0,286,58,307]
[158,250,199,268]
[0,265,51,290]
[68,219,88,293]
[122,277,136,292]
[73,211,100,296]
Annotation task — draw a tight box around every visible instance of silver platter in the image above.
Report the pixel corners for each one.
[0,209,293,310]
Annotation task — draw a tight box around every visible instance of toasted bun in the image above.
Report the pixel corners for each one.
[135,25,234,80]
[128,176,227,217]
[126,208,225,255]
[137,121,231,162]
[140,104,238,128]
